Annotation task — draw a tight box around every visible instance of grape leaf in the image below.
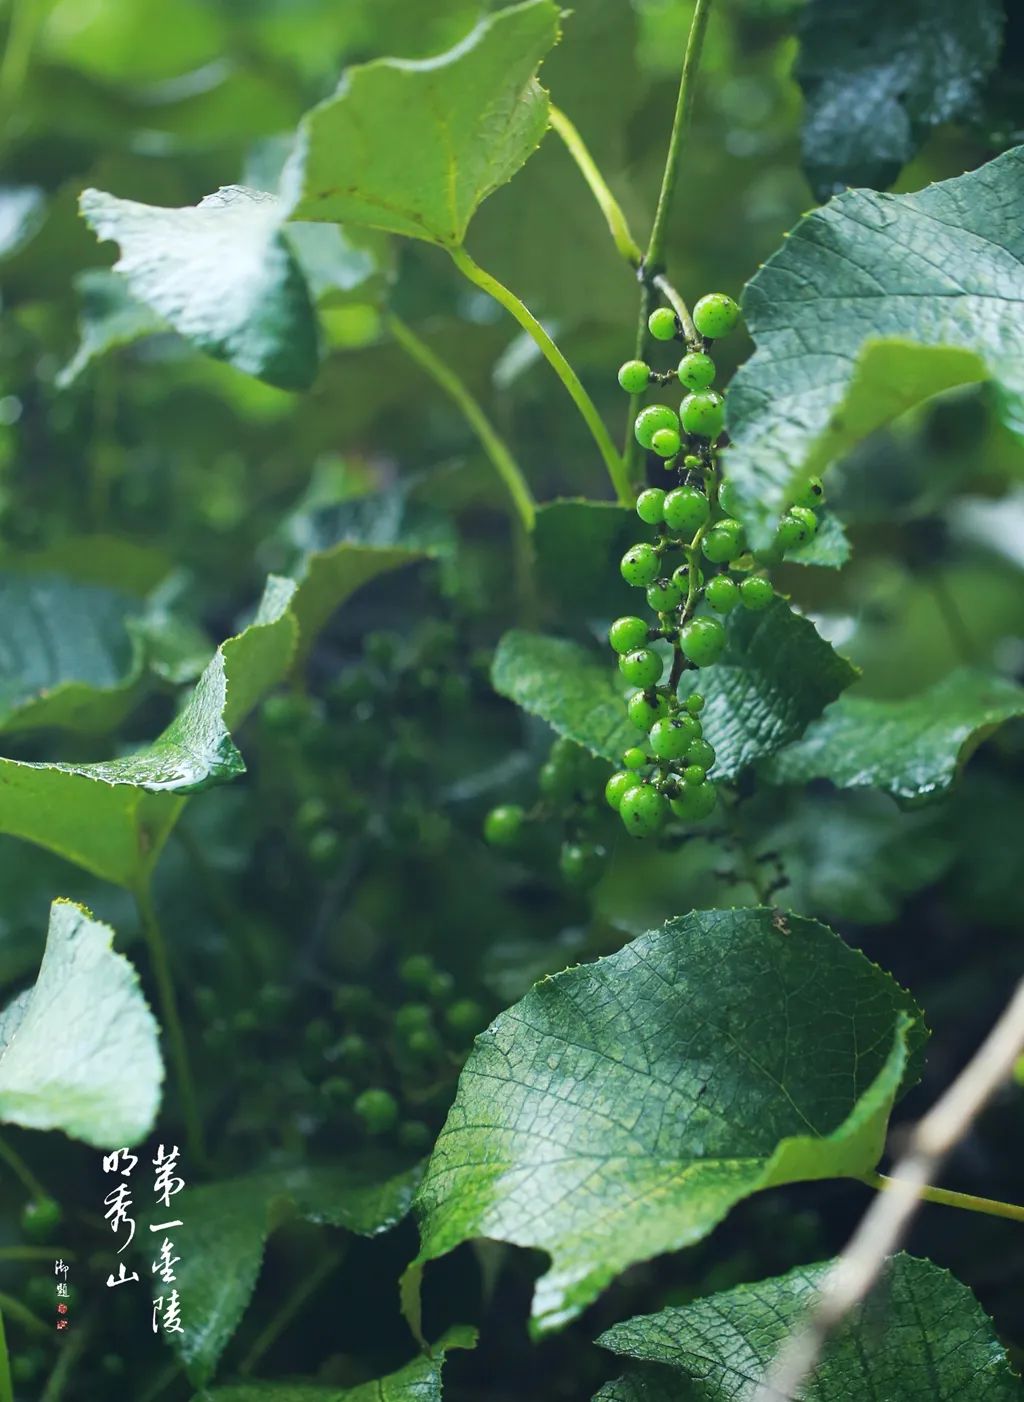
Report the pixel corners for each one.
[597,1253,1024,1401]
[533,501,647,623]
[724,147,1024,546]
[0,900,162,1146]
[0,185,46,260]
[764,668,1024,802]
[144,1162,421,1386]
[796,0,1005,199]
[783,510,850,569]
[408,907,925,1334]
[57,268,167,386]
[493,605,855,777]
[284,0,561,247]
[593,1367,696,1402]
[0,576,298,887]
[197,1325,476,1402]
[80,185,319,390]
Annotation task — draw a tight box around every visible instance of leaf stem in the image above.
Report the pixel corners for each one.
[133,883,206,1169]
[448,243,632,505]
[386,312,536,530]
[0,1135,47,1202]
[0,1294,46,1339]
[646,0,715,274]
[239,1245,347,1374]
[548,106,642,266]
[653,272,698,350]
[0,1308,12,1402]
[0,0,45,136]
[859,1170,1024,1224]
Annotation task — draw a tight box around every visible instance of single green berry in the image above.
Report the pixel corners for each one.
[652,426,681,458]
[788,505,818,537]
[619,784,667,837]
[635,488,666,524]
[297,796,330,835]
[670,780,718,821]
[406,1026,443,1058]
[686,737,716,771]
[672,562,704,591]
[740,576,774,610]
[717,478,742,518]
[484,804,524,847]
[322,1075,356,1104]
[682,764,707,785]
[305,1016,333,1050]
[702,518,745,564]
[646,578,683,613]
[399,954,435,988]
[446,998,485,1038]
[648,306,678,340]
[395,1002,433,1034]
[605,769,635,811]
[692,292,741,339]
[775,515,808,552]
[335,1032,372,1069]
[664,485,710,535]
[623,746,647,770]
[428,970,455,1002]
[354,1088,399,1136]
[792,476,825,510]
[560,840,605,888]
[705,575,740,612]
[609,615,649,655]
[677,351,716,390]
[619,648,663,689]
[332,984,375,1019]
[650,715,700,760]
[398,1120,433,1152]
[306,827,342,872]
[684,692,706,715]
[680,391,726,439]
[680,616,726,667]
[633,403,680,449]
[21,1198,62,1241]
[620,542,661,587]
[539,759,575,802]
[627,690,669,731]
[618,359,650,393]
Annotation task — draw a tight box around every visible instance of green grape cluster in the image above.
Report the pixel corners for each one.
[610,293,826,838]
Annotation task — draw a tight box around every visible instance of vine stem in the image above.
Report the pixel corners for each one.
[448,243,633,506]
[133,884,206,1169]
[751,976,1024,1402]
[385,312,536,530]
[547,107,642,266]
[0,0,44,134]
[0,1307,11,1402]
[239,1246,347,1374]
[0,1135,48,1201]
[858,1172,1024,1225]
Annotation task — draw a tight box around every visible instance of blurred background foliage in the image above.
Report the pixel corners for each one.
[0,0,1022,1398]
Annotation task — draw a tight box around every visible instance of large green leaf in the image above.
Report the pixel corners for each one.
[284,0,561,247]
[765,668,1024,802]
[409,908,925,1334]
[0,576,298,887]
[57,268,166,386]
[597,1254,1024,1401]
[0,900,162,1146]
[724,147,1024,546]
[493,605,855,777]
[80,186,319,390]
[145,1162,421,1385]
[796,1,1005,199]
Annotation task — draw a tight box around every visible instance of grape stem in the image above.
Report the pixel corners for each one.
[386,312,536,530]
[448,243,633,505]
[548,106,642,267]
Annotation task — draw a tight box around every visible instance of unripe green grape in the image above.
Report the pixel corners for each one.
[776,515,808,552]
[702,518,745,564]
[446,998,485,1038]
[605,769,634,811]
[682,764,707,785]
[677,351,716,390]
[399,954,435,988]
[623,746,647,770]
[664,485,710,535]
[788,505,818,537]
[652,426,681,458]
[705,575,740,612]
[428,970,455,1002]
[648,306,678,340]
[305,1016,333,1050]
[650,715,700,760]
[354,1088,399,1135]
[684,692,706,715]
[484,803,524,847]
[322,1075,356,1104]
[692,293,741,339]
[395,1002,433,1034]
[619,648,663,689]
[687,737,716,771]
[646,578,683,613]
[634,403,679,449]
[680,616,726,667]
[792,476,825,510]
[307,826,342,872]
[559,841,605,889]
[335,1031,372,1069]
[635,488,666,524]
[609,615,649,655]
[297,796,330,836]
[406,1026,443,1058]
[618,359,650,393]
[620,542,661,587]
[539,759,574,802]
[21,1198,62,1240]
[740,576,774,610]
[670,780,718,821]
[619,785,667,837]
[717,478,743,518]
[627,690,669,731]
[398,1120,433,1152]
[672,562,704,592]
[680,391,725,439]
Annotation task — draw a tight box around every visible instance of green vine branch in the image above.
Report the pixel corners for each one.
[548,106,642,267]
[859,1171,1024,1225]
